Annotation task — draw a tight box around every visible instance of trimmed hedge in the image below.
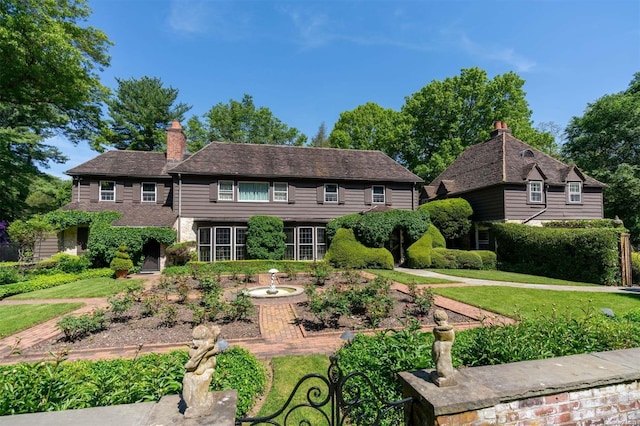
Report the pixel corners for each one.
[0,268,113,299]
[425,223,446,248]
[406,234,432,268]
[246,216,286,260]
[430,248,482,270]
[476,250,497,270]
[325,229,394,269]
[493,223,622,285]
[419,198,472,241]
[543,219,626,229]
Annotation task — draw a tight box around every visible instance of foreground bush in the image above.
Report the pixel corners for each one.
[324,229,393,269]
[406,234,432,268]
[0,268,113,299]
[0,347,266,417]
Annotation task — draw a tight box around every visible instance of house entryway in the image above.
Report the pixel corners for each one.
[141,240,160,272]
[385,228,405,266]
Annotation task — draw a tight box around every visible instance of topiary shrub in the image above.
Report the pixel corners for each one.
[110,245,134,275]
[425,223,446,248]
[419,198,473,241]
[406,234,432,268]
[166,241,196,266]
[476,250,497,270]
[430,248,458,269]
[632,252,640,285]
[325,228,393,269]
[245,216,286,260]
[453,250,482,270]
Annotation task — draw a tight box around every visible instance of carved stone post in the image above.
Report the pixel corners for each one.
[183,325,222,418]
[430,309,457,387]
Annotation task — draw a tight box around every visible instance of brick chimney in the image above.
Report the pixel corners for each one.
[166,120,186,162]
[490,121,512,137]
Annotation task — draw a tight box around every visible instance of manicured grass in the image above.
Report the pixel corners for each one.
[429,269,598,286]
[367,269,455,284]
[256,355,330,423]
[6,278,142,300]
[432,286,640,319]
[0,303,84,338]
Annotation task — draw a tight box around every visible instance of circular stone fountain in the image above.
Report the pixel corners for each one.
[246,268,304,299]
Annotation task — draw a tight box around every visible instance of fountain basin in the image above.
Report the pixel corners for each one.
[246,286,304,298]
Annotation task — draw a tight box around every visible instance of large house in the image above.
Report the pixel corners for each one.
[421,122,605,249]
[53,121,422,270]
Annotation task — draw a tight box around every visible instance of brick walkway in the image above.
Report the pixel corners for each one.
[0,271,515,365]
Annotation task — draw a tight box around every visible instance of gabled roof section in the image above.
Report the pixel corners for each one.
[522,163,547,181]
[62,202,176,227]
[429,130,604,194]
[65,151,175,178]
[168,142,422,183]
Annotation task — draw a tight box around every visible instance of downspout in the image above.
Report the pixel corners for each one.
[178,173,182,242]
[523,183,548,224]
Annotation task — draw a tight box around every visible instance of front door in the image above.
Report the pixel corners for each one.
[141,240,160,272]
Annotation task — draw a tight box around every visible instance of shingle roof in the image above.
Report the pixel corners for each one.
[428,131,604,195]
[169,142,422,183]
[62,202,176,227]
[65,151,176,178]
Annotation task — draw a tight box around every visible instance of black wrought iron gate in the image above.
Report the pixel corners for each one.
[236,356,412,426]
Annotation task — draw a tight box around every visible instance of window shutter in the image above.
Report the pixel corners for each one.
[90,181,98,203]
[132,183,141,203]
[364,187,372,205]
[338,186,346,205]
[317,185,324,204]
[156,183,164,205]
[116,183,124,203]
[209,182,218,202]
[385,187,393,206]
[288,184,296,204]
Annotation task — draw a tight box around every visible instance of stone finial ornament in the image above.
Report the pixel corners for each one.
[430,309,457,387]
[182,324,222,418]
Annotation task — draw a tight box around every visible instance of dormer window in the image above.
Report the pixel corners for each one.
[529,181,543,203]
[568,181,582,203]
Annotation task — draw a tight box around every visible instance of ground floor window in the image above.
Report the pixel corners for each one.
[197,224,326,262]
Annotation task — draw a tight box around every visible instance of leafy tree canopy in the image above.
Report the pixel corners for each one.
[24,175,72,217]
[185,94,307,152]
[0,0,111,221]
[90,76,191,152]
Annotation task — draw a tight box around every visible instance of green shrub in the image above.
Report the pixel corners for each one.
[324,229,394,269]
[48,253,91,273]
[419,198,472,241]
[166,241,196,266]
[225,290,256,321]
[426,223,446,248]
[0,268,113,299]
[453,250,482,270]
[56,309,106,341]
[109,245,134,272]
[245,216,286,260]
[406,234,432,268]
[632,252,640,284]
[0,265,22,285]
[543,219,626,229]
[476,250,497,270]
[430,248,458,269]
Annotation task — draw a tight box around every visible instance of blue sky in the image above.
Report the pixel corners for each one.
[45,0,640,179]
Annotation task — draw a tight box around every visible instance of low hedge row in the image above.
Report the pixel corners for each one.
[0,268,113,299]
[166,260,322,277]
[324,228,394,269]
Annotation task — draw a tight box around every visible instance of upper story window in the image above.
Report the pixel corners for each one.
[273,182,288,202]
[100,181,115,202]
[568,181,582,203]
[372,185,385,204]
[239,182,269,202]
[142,182,156,202]
[529,180,543,203]
[324,184,338,203]
[218,180,234,201]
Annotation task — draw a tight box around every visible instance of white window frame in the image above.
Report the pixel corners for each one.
[529,180,543,203]
[100,181,115,202]
[214,227,232,261]
[198,227,212,262]
[316,227,327,260]
[273,182,288,202]
[218,180,234,201]
[141,182,156,203]
[284,227,295,260]
[568,181,582,203]
[298,227,315,261]
[238,181,270,202]
[235,227,247,260]
[324,184,338,203]
[372,185,385,204]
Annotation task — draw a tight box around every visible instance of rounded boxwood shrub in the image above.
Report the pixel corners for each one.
[426,223,446,248]
[325,228,393,269]
[419,198,473,241]
[245,216,286,260]
[406,234,432,268]
[109,245,134,272]
[476,250,497,270]
[453,250,482,270]
[430,248,458,269]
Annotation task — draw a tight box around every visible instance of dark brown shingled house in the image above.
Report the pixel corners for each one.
[55,121,422,269]
[421,122,604,250]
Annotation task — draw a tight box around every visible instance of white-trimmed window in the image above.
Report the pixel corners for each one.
[235,227,247,260]
[142,182,156,202]
[316,228,327,259]
[273,182,288,202]
[568,181,582,203]
[198,227,212,262]
[218,180,234,201]
[215,227,232,261]
[372,185,385,204]
[100,181,115,202]
[239,182,269,202]
[298,227,315,260]
[324,184,338,203]
[284,227,295,260]
[529,181,543,203]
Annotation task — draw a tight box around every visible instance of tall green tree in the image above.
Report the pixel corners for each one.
[185,94,306,151]
[0,0,111,221]
[91,76,191,152]
[402,67,554,182]
[328,102,409,162]
[25,175,72,216]
[563,73,640,242]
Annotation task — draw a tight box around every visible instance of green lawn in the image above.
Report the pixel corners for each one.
[428,269,598,286]
[256,355,330,424]
[0,303,84,338]
[367,269,455,284]
[432,286,640,319]
[6,278,142,300]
